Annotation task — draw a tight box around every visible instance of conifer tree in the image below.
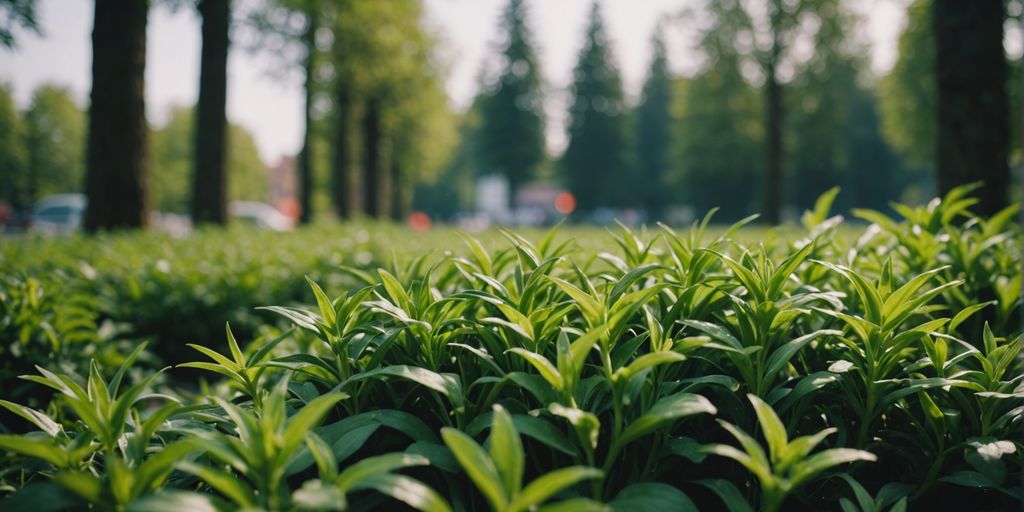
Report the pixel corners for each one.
[634,23,672,221]
[562,2,629,213]
[479,0,546,207]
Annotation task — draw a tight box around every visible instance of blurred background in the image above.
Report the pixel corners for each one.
[0,0,1020,234]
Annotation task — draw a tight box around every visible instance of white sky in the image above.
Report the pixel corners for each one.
[0,0,909,164]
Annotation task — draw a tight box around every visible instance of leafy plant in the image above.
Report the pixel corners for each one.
[702,394,877,512]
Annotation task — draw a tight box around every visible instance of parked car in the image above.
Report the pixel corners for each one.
[30,194,86,235]
[229,201,295,231]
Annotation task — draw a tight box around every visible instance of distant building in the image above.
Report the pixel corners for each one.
[476,174,510,219]
[515,183,561,211]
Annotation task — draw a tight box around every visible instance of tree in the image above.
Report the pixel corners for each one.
[385,5,457,220]
[880,0,1021,206]
[562,2,630,213]
[704,0,832,224]
[84,0,149,231]
[326,0,453,220]
[934,0,1010,215]
[634,23,672,221]
[191,0,231,225]
[328,0,368,219]
[296,1,318,224]
[0,0,40,48]
[782,2,907,212]
[879,0,935,170]
[329,0,378,219]
[479,0,546,206]
[247,0,323,223]
[674,45,762,221]
[23,85,86,202]
[151,106,269,213]
[413,103,482,220]
[331,83,361,219]
[0,84,28,210]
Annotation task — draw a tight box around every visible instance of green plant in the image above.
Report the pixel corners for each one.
[702,394,876,512]
[442,404,605,511]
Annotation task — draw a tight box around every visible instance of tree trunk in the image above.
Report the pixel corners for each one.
[362,97,391,218]
[297,8,316,224]
[391,160,407,221]
[763,61,783,225]
[84,0,149,232]
[933,0,1009,216]
[191,0,230,225]
[332,84,361,218]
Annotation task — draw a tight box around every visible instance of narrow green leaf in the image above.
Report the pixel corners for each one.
[790,448,876,488]
[185,344,241,373]
[490,405,524,495]
[0,435,68,467]
[283,393,346,454]
[548,276,603,324]
[177,462,257,508]
[763,330,841,378]
[747,394,788,465]
[695,479,755,512]
[337,452,430,492]
[509,467,602,512]
[440,427,506,510]
[306,432,339,481]
[609,482,697,512]
[109,340,148,397]
[616,351,686,382]
[224,323,245,367]
[618,393,716,447]
[507,348,564,391]
[0,400,62,437]
[306,276,338,327]
[345,366,464,410]
[351,473,452,512]
[126,491,227,512]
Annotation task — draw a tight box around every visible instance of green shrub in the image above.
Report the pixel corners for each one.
[0,185,1020,510]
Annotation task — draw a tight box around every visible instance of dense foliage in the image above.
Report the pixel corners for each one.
[0,186,1021,510]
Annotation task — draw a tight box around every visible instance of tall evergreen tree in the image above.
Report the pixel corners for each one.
[934,0,1010,215]
[191,0,230,225]
[562,2,629,213]
[634,23,672,221]
[479,0,546,206]
[84,0,149,231]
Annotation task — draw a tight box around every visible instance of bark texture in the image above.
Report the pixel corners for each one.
[84,0,149,231]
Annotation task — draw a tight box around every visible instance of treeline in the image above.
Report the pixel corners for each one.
[0,0,456,230]
[422,0,1020,223]
[0,87,267,213]
[0,0,1019,229]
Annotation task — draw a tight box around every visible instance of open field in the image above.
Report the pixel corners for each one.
[0,189,1021,511]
